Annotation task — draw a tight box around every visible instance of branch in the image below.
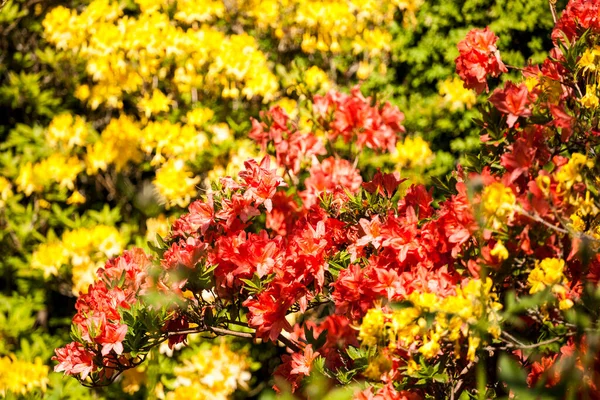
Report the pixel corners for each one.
[549,0,558,24]
[168,325,303,352]
[516,208,569,235]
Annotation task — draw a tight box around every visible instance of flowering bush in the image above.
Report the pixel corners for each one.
[53,2,600,398]
[0,1,423,397]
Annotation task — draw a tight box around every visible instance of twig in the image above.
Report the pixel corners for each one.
[277,333,302,353]
[516,208,569,235]
[549,0,558,24]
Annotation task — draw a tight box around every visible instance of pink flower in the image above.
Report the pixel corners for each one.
[53,342,96,380]
[290,345,319,376]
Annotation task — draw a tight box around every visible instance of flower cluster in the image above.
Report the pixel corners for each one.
[455,27,507,93]
[53,248,153,384]
[31,225,124,295]
[166,342,252,400]
[0,355,49,397]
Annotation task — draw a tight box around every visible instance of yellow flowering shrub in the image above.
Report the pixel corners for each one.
[166,342,252,400]
[31,225,124,295]
[0,355,49,397]
[391,136,434,170]
[439,77,477,111]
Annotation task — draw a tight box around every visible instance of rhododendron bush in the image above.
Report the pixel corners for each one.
[52,1,600,398]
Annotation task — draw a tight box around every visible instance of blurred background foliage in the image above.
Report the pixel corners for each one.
[0,0,565,398]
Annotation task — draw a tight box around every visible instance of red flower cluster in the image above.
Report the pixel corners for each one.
[455,27,507,93]
[553,0,600,42]
[249,106,326,174]
[313,86,406,152]
[53,248,151,381]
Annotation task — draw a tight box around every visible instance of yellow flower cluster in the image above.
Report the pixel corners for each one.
[439,77,477,111]
[528,258,566,294]
[46,113,89,150]
[527,258,573,310]
[577,47,600,108]
[0,176,13,209]
[206,140,261,186]
[0,354,49,397]
[16,154,84,196]
[13,113,88,201]
[154,160,201,209]
[141,120,209,166]
[31,225,124,295]
[166,342,252,400]
[556,153,594,196]
[359,279,502,368]
[392,136,434,169]
[43,0,279,109]
[481,182,516,230]
[85,115,143,174]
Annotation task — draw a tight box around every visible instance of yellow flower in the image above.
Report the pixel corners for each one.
[392,136,434,169]
[528,258,566,294]
[174,0,224,23]
[16,162,41,195]
[186,107,215,127]
[578,48,596,73]
[138,89,172,117]
[556,153,594,196]
[467,336,481,362]
[0,355,49,397]
[419,330,442,359]
[67,190,86,205]
[359,278,502,363]
[47,113,89,149]
[37,154,84,190]
[274,97,298,119]
[31,242,69,278]
[85,140,116,174]
[490,241,509,261]
[356,61,373,80]
[359,308,385,347]
[146,214,171,243]
[154,159,200,208]
[0,176,13,209]
[580,85,599,109]
[304,66,331,92]
[439,77,477,111]
[481,182,516,229]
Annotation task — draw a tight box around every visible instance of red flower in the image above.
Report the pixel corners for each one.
[456,27,507,93]
[290,345,319,376]
[244,290,295,342]
[489,82,532,128]
[552,0,600,42]
[53,342,96,380]
[362,171,406,198]
[239,157,286,212]
[301,157,362,209]
[161,237,207,270]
